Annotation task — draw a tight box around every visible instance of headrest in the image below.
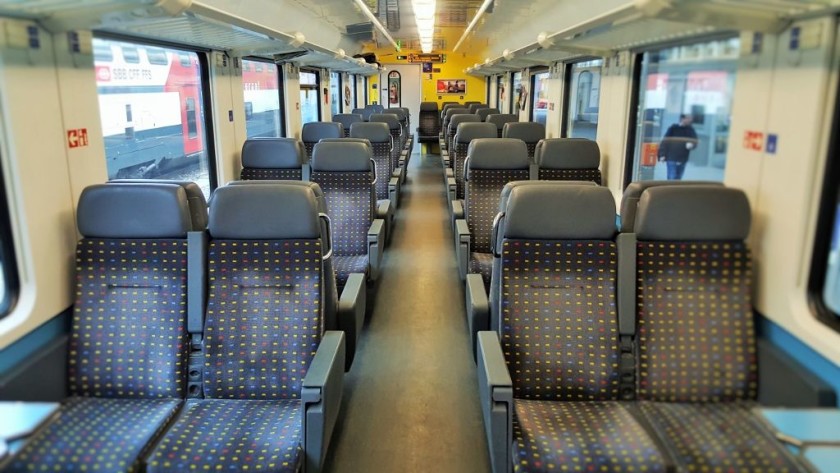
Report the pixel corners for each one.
[332,114,363,127]
[241,138,305,169]
[226,180,327,214]
[420,102,437,112]
[78,183,191,238]
[365,104,384,113]
[445,108,470,120]
[467,138,530,170]
[487,114,519,129]
[209,184,321,240]
[535,138,600,169]
[350,122,391,142]
[468,104,488,113]
[477,108,500,121]
[108,179,207,230]
[311,141,373,172]
[635,186,751,241]
[384,109,406,120]
[503,185,616,240]
[302,122,343,142]
[448,114,480,132]
[503,122,545,142]
[396,107,410,117]
[351,108,365,115]
[318,137,371,148]
[370,113,401,129]
[455,123,497,143]
[619,180,724,232]
[499,180,598,213]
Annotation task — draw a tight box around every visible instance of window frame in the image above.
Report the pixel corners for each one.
[511,71,522,114]
[562,57,602,138]
[529,67,549,123]
[330,71,341,117]
[241,56,286,138]
[0,166,20,319]
[300,68,321,122]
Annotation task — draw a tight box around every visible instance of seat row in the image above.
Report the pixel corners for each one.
[3,181,347,473]
[469,181,809,472]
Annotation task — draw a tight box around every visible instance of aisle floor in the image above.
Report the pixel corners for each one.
[323,149,491,472]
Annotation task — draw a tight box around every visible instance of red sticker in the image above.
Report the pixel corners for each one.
[67,128,89,148]
[743,130,764,151]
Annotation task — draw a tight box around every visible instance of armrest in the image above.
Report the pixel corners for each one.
[758,339,837,407]
[445,167,454,178]
[455,218,471,280]
[338,273,366,372]
[302,330,345,473]
[446,177,457,207]
[529,163,538,181]
[466,274,490,358]
[367,219,385,280]
[451,200,464,221]
[477,331,513,473]
[389,177,400,208]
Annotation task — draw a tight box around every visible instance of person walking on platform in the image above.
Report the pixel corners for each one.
[658,114,698,180]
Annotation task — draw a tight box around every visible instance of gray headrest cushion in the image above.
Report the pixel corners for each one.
[78,183,191,238]
[445,108,470,120]
[420,102,438,111]
[499,180,598,212]
[503,122,545,142]
[448,114,480,132]
[619,180,724,232]
[384,109,406,120]
[535,138,600,169]
[302,122,343,142]
[369,114,400,129]
[241,138,304,169]
[477,108,500,121]
[635,186,751,241]
[226,180,327,214]
[503,185,616,240]
[108,179,207,230]
[209,184,321,240]
[318,137,371,148]
[333,114,363,126]
[312,141,373,172]
[487,114,519,129]
[467,138,530,170]
[455,123,497,143]
[350,122,391,142]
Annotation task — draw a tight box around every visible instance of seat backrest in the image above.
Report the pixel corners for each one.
[204,183,330,400]
[352,107,371,121]
[333,114,363,137]
[494,183,619,401]
[468,103,488,113]
[419,102,440,136]
[464,101,480,106]
[302,122,344,160]
[240,137,306,181]
[385,109,409,141]
[619,180,724,232]
[487,114,519,138]
[443,107,470,132]
[464,138,530,255]
[108,179,208,230]
[502,122,545,158]
[447,114,480,153]
[453,123,497,200]
[370,114,403,153]
[72,183,193,399]
[310,141,375,258]
[365,104,384,114]
[535,138,602,184]
[440,102,460,119]
[634,186,755,403]
[476,108,500,122]
[350,122,392,200]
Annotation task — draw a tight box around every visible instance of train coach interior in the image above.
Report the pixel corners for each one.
[1,0,840,472]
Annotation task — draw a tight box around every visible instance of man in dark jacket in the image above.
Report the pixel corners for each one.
[658,114,698,180]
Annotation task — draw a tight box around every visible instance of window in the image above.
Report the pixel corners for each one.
[530,69,549,125]
[512,72,522,114]
[564,59,602,140]
[496,75,504,110]
[628,37,739,183]
[344,74,356,112]
[300,70,320,124]
[242,58,284,138]
[94,37,215,200]
[330,71,341,117]
[121,46,139,64]
[146,47,168,66]
[0,167,19,318]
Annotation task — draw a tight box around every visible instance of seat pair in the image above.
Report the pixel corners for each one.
[472,182,807,473]
[5,182,345,473]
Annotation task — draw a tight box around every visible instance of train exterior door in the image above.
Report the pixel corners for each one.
[381,64,421,137]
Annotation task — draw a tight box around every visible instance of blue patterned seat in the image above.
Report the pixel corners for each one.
[369,114,404,173]
[350,122,397,204]
[241,138,307,181]
[302,122,343,161]
[503,122,545,160]
[332,114,363,137]
[487,114,519,138]
[534,138,602,184]
[447,114,480,177]
[4,183,196,473]
[453,122,497,201]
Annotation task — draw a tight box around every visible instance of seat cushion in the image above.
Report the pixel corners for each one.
[6,397,181,473]
[512,400,667,473]
[147,399,302,473]
[639,401,805,472]
[334,254,369,289]
[469,252,493,289]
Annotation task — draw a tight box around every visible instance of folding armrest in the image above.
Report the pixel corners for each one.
[477,331,513,473]
[376,199,393,236]
[389,176,400,208]
[338,273,366,372]
[367,219,385,280]
[455,218,470,280]
[303,163,311,182]
[446,176,457,207]
[529,163,538,181]
[302,330,346,473]
[451,200,464,221]
[466,273,489,357]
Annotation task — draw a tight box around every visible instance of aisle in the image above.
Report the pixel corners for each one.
[323,149,491,472]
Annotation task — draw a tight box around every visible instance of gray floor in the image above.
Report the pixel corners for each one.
[323,148,491,472]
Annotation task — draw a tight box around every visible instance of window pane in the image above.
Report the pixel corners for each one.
[631,38,739,182]
[496,76,504,109]
[242,59,283,138]
[566,59,602,140]
[330,71,340,116]
[823,204,840,315]
[300,71,319,124]
[94,38,213,200]
[531,71,549,126]
[512,72,522,114]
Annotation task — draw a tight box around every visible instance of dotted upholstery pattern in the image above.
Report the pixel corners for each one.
[310,172,373,256]
[334,255,369,289]
[146,399,302,473]
[204,240,322,400]
[526,142,538,160]
[5,397,181,473]
[466,169,529,254]
[469,252,493,289]
[512,400,666,473]
[387,129,402,161]
[447,129,457,156]
[303,142,316,161]
[241,168,302,181]
[453,142,470,199]
[70,239,188,399]
[419,112,439,137]
[500,240,620,401]
[539,168,602,185]
[371,142,392,199]
[636,241,757,402]
[639,401,805,472]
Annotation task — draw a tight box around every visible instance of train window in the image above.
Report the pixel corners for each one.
[146,47,168,66]
[344,74,355,112]
[496,76,504,110]
[0,166,19,319]
[93,37,215,199]
[628,37,739,183]
[530,69,549,125]
[93,42,112,62]
[565,59,602,140]
[300,70,320,124]
[330,71,341,117]
[242,58,284,138]
[512,71,522,114]
[121,46,139,64]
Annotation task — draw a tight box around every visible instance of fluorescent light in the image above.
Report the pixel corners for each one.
[453,0,493,52]
[353,0,400,51]
[412,0,436,53]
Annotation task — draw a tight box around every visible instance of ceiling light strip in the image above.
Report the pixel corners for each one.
[452,0,493,52]
[353,0,401,51]
[412,0,436,53]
